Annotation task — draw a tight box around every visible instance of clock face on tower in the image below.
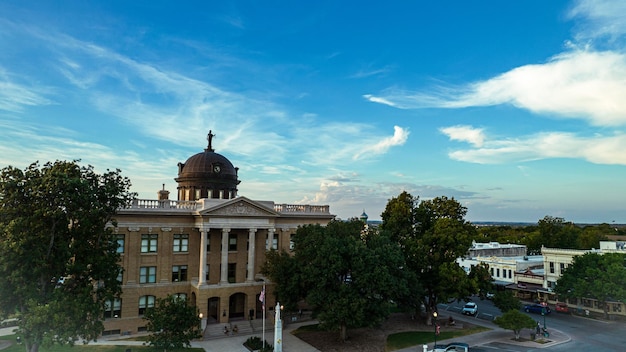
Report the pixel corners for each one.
[213,165,221,173]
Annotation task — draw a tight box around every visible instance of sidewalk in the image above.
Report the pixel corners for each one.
[395,313,570,352]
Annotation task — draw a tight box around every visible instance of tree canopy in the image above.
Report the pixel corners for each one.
[555,252,626,316]
[380,192,477,322]
[265,220,409,342]
[144,295,201,352]
[494,309,536,340]
[0,161,135,352]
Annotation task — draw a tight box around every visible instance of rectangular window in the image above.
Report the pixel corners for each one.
[205,264,210,281]
[560,263,565,274]
[549,262,555,274]
[490,268,494,276]
[229,233,237,251]
[141,234,158,253]
[173,234,189,252]
[206,234,211,252]
[508,270,512,279]
[273,234,279,250]
[140,266,156,283]
[172,265,188,282]
[116,234,125,253]
[138,295,155,315]
[290,234,295,251]
[228,263,236,283]
[104,298,122,318]
[496,268,500,277]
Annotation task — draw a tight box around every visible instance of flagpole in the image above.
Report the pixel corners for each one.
[262,281,266,347]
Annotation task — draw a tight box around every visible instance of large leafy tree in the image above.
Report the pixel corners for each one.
[291,220,409,342]
[381,192,476,323]
[555,252,626,318]
[262,249,302,312]
[468,263,493,300]
[144,295,201,352]
[0,161,135,352]
[492,290,521,313]
[494,309,536,340]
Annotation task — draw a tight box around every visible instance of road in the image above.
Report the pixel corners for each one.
[441,297,626,351]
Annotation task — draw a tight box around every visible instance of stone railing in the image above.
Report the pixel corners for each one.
[273,204,330,214]
[128,199,200,210]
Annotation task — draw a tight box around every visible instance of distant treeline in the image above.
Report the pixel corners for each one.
[473,216,626,255]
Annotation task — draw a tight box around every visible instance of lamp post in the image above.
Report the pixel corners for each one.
[541,307,547,332]
[433,311,438,351]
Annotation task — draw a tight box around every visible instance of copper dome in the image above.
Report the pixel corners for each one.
[175,131,240,200]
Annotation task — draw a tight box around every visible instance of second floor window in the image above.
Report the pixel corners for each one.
[141,234,158,253]
[229,233,237,251]
[173,234,189,252]
[116,234,125,253]
[172,265,188,282]
[140,266,156,283]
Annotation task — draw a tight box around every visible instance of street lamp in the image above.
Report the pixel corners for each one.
[541,307,547,333]
[433,311,438,351]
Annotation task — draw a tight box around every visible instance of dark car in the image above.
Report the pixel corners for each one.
[524,304,551,314]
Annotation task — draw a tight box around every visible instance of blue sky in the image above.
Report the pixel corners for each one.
[1,0,626,223]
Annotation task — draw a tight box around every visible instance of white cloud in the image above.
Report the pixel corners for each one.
[0,70,53,112]
[367,50,626,126]
[568,0,626,40]
[440,125,485,147]
[445,129,626,165]
[352,126,409,160]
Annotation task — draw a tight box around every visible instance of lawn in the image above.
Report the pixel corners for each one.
[0,335,203,352]
[385,326,491,351]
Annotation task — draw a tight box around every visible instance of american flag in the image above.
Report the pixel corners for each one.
[259,287,265,309]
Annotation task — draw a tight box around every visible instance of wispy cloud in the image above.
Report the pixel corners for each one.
[568,0,626,40]
[353,125,409,160]
[0,69,53,112]
[440,125,485,147]
[443,128,626,165]
[366,49,626,126]
[350,64,393,79]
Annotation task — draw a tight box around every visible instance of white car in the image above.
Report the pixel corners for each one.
[462,302,478,316]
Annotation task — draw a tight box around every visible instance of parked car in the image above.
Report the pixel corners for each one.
[462,302,478,316]
[555,302,569,313]
[524,304,551,314]
[485,292,495,300]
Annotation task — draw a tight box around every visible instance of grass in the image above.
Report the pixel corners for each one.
[385,326,491,351]
[0,334,203,352]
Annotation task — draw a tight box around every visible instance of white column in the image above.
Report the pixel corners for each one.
[220,228,230,284]
[267,228,275,250]
[247,228,257,282]
[199,229,208,285]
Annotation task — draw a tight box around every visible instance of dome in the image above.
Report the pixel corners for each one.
[175,131,240,201]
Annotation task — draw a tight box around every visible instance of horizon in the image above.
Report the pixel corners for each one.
[2,1,626,223]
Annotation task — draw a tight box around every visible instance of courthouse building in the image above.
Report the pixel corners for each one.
[103,132,334,335]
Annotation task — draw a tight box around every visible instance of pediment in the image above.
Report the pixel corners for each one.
[200,197,278,217]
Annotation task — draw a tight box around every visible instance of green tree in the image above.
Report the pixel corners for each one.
[494,309,536,340]
[381,193,476,323]
[262,249,302,312]
[293,220,409,342]
[492,290,521,313]
[577,224,610,249]
[0,161,135,352]
[144,295,201,352]
[555,252,626,318]
[468,263,493,300]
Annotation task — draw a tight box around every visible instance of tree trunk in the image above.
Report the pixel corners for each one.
[26,342,39,352]
[339,323,348,342]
